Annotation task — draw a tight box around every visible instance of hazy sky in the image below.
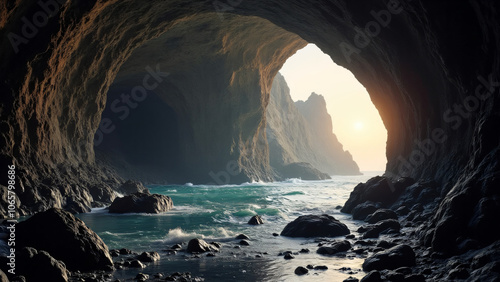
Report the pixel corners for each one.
[278,44,387,172]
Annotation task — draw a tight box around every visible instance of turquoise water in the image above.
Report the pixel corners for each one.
[77,172,382,281]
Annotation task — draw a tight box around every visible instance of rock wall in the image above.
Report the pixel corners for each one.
[267,73,360,176]
[1,0,500,253]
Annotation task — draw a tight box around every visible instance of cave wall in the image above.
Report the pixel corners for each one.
[1,0,500,250]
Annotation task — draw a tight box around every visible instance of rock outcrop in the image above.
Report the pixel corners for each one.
[1,0,500,265]
[108,192,173,214]
[281,214,350,237]
[267,73,360,177]
[16,208,113,271]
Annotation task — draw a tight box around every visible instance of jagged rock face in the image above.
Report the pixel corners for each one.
[1,1,500,252]
[267,73,360,176]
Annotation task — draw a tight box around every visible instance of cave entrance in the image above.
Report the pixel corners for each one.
[274,44,387,173]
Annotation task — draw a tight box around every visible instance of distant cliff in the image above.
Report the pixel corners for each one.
[266,73,361,178]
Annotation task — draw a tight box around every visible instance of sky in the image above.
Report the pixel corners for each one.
[278,44,387,172]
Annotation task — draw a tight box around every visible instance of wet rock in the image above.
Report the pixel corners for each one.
[351,202,380,220]
[281,214,350,237]
[108,192,173,214]
[376,240,395,249]
[206,253,216,257]
[210,242,222,248]
[317,240,351,255]
[394,206,410,216]
[365,209,398,224]
[171,244,182,250]
[343,277,359,282]
[360,270,382,282]
[135,273,149,281]
[284,253,295,259]
[394,266,412,275]
[119,248,133,255]
[362,245,416,271]
[137,251,160,262]
[117,180,149,195]
[239,240,250,246]
[299,248,310,253]
[129,260,146,268]
[248,215,264,225]
[341,177,414,214]
[88,184,116,205]
[385,271,404,281]
[272,233,279,236]
[16,208,113,271]
[361,219,401,238]
[186,239,219,253]
[294,266,308,275]
[16,247,69,282]
[306,264,314,269]
[235,234,250,240]
[314,265,328,270]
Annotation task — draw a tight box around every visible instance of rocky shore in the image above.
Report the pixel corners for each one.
[2,175,500,282]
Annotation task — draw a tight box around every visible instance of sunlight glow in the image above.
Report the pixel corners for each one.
[279,44,387,171]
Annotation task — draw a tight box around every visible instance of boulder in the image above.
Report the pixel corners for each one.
[88,184,116,205]
[16,208,113,271]
[137,251,160,262]
[342,177,414,214]
[16,247,69,282]
[343,277,359,282]
[186,239,219,253]
[281,214,350,237]
[108,192,173,214]
[294,266,308,275]
[317,240,351,255]
[361,219,401,239]
[352,202,380,220]
[362,245,416,271]
[360,270,383,282]
[248,215,264,225]
[365,209,398,224]
[235,234,250,240]
[117,180,150,195]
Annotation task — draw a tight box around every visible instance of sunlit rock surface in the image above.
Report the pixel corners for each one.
[267,73,360,177]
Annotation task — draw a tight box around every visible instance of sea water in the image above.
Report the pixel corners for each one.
[77,172,382,281]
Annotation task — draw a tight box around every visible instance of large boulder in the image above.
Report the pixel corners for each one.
[362,245,416,271]
[352,202,381,220]
[117,180,150,195]
[16,208,113,271]
[108,192,173,214]
[186,239,219,253]
[281,214,350,237]
[17,247,68,282]
[317,240,351,255]
[342,177,414,214]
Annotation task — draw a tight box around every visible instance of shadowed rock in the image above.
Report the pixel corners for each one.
[365,209,398,224]
[317,240,351,255]
[186,239,219,253]
[117,180,150,195]
[362,245,416,271]
[108,192,173,214]
[16,208,113,271]
[281,214,350,237]
[248,215,264,225]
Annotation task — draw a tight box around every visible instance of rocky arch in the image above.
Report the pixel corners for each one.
[1,0,500,252]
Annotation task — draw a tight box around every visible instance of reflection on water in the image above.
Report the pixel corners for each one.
[77,173,382,281]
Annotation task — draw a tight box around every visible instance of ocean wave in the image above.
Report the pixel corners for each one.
[283,191,306,196]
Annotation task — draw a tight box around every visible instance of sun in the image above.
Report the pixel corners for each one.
[354,121,364,131]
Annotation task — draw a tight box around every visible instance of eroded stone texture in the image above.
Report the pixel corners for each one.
[1,1,500,256]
